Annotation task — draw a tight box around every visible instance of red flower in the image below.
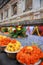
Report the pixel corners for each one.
[14,30,16,33]
[11,39,17,43]
[16,25,18,28]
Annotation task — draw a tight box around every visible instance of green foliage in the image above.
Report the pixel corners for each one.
[9,26,26,38]
[1,27,8,32]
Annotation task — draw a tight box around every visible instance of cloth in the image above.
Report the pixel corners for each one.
[38,26,43,32]
[26,26,34,35]
[38,26,43,36]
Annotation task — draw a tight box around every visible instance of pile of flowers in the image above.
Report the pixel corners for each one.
[0,35,22,52]
[9,25,26,38]
[17,46,43,65]
[6,39,21,52]
[0,35,11,46]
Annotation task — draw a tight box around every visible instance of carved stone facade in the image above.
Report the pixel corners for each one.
[0,0,43,21]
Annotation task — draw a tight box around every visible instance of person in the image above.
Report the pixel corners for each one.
[29,26,34,34]
[26,26,34,35]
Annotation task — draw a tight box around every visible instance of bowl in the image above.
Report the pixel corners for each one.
[18,60,41,65]
[0,46,6,52]
[4,46,23,59]
[34,60,41,65]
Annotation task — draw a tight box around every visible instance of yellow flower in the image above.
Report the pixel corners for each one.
[6,41,21,52]
[27,46,33,51]
[17,27,21,30]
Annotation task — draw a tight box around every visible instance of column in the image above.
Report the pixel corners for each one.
[32,0,40,10]
[8,4,12,18]
[17,0,25,15]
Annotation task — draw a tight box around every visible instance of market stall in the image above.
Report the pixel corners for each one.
[0,26,43,65]
[0,8,43,65]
